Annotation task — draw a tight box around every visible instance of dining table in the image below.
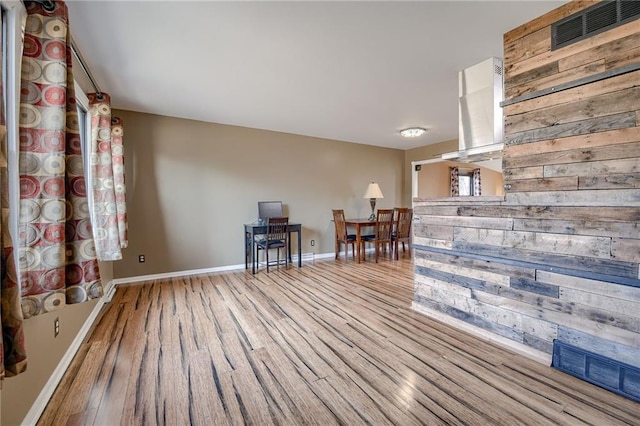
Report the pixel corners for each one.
[344,218,376,263]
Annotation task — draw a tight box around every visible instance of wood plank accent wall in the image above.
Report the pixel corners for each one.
[412,0,640,367]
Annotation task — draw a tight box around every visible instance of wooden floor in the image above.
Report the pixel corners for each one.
[39,257,640,425]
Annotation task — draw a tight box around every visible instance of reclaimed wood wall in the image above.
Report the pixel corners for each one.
[412,0,640,366]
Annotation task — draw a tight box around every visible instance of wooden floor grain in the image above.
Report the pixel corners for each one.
[38,258,640,425]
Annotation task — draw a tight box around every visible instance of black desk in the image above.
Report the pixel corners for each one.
[244,223,302,274]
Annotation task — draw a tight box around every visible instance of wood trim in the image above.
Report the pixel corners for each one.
[503,1,596,46]
[502,61,640,107]
[506,16,640,77]
[414,244,640,287]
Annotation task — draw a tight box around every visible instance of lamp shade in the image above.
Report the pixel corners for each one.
[364,182,384,199]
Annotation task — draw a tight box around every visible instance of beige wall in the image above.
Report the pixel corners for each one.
[418,160,504,198]
[402,139,457,204]
[418,161,453,198]
[478,163,504,197]
[113,110,406,278]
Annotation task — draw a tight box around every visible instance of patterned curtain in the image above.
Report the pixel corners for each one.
[18,1,102,320]
[473,168,482,196]
[1,6,27,377]
[450,166,459,197]
[88,93,127,260]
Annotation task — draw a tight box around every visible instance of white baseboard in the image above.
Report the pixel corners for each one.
[113,252,337,286]
[312,252,336,260]
[293,252,337,261]
[112,262,246,285]
[22,280,115,426]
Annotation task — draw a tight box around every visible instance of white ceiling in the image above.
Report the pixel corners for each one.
[66,0,566,150]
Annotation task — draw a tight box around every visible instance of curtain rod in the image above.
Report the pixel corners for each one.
[28,0,103,97]
[70,37,103,97]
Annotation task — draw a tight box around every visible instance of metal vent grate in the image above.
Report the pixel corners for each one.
[586,1,617,32]
[552,340,640,403]
[622,0,640,20]
[494,64,503,76]
[552,0,640,50]
[556,16,583,45]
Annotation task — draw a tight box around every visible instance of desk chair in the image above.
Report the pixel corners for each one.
[332,209,357,261]
[256,217,289,272]
[362,209,394,262]
[253,201,284,260]
[392,208,413,260]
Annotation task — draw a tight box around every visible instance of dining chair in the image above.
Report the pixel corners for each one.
[392,207,413,260]
[362,209,394,262]
[256,216,289,272]
[332,209,357,261]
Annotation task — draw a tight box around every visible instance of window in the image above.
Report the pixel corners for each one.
[75,83,96,231]
[1,1,27,258]
[75,84,90,175]
[459,173,474,196]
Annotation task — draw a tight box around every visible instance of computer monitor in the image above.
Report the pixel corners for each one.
[258,201,283,220]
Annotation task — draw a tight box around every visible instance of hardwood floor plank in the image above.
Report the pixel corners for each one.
[347,321,548,426]
[36,341,108,426]
[120,294,167,425]
[37,258,639,425]
[561,402,633,426]
[497,364,634,426]
[229,367,275,425]
[336,323,498,425]
[186,350,230,426]
[85,305,144,426]
[307,377,374,425]
[158,306,192,425]
[313,325,456,425]
[197,276,239,335]
[250,347,336,425]
[403,309,510,367]
[500,361,640,422]
[260,319,335,382]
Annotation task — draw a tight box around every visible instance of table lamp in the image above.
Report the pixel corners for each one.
[364,182,384,221]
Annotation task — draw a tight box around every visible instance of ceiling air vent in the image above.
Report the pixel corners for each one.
[552,0,640,50]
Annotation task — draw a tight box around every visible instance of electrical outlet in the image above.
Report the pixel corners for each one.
[138,254,145,263]
[54,317,59,337]
[310,239,315,246]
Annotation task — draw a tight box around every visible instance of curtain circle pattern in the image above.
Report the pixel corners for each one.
[450,166,460,197]
[88,93,128,261]
[17,1,102,319]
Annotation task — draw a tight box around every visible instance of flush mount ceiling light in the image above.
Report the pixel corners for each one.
[400,127,427,138]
